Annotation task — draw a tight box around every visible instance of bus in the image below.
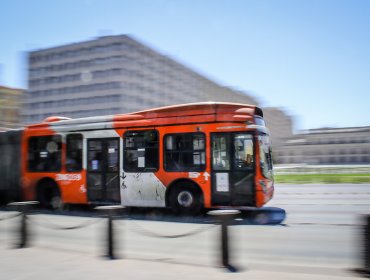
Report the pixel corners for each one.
[0,102,274,214]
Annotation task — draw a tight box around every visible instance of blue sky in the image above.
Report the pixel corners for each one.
[1,0,369,131]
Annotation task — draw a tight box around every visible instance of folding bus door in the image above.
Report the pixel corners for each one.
[87,138,120,204]
[211,133,255,206]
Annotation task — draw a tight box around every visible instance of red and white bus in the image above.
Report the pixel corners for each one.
[0,102,274,214]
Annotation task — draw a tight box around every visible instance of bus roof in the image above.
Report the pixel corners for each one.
[27,102,262,131]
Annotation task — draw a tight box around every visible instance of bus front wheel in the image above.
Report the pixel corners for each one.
[169,182,203,215]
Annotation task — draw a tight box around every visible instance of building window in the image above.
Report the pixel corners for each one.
[164,133,206,172]
[66,134,83,172]
[123,130,159,172]
[28,135,62,172]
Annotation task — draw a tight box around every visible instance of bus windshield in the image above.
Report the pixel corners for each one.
[259,134,273,179]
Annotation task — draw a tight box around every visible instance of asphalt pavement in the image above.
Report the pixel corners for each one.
[1,183,369,279]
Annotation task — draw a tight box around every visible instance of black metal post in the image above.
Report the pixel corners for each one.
[95,205,124,260]
[364,215,370,274]
[7,201,39,249]
[221,216,230,269]
[353,214,370,277]
[19,212,27,248]
[208,209,240,272]
[107,210,114,259]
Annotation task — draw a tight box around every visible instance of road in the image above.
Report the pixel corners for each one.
[271,184,370,226]
[0,183,369,279]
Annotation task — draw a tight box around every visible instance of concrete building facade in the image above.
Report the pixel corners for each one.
[263,107,293,147]
[276,126,370,164]
[22,34,293,153]
[23,35,259,123]
[0,86,23,130]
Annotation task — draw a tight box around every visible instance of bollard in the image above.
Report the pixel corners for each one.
[7,201,39,248]
[208,209,241,272]
[353,215,370,277]
[95,205,124,260]
[365,215,370,275]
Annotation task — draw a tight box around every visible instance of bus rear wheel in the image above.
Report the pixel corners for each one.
[37,180,64,211]
[169,182,203,215]
[50,190,64,211]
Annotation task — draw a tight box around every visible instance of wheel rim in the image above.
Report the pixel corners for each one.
[51,195,63,210]
[177,190,194,208]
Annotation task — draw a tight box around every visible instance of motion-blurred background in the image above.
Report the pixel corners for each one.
[1,0,369,180]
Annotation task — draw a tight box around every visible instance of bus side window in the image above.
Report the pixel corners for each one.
[123,130,159,172]
[164,133,206,172]
[28,135,62,172]
[66,134,83,172]
[234,134,254,169]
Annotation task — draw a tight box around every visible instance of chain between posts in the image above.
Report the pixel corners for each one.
[27,215,104,230]
[0,212,22,221]
[126,220,216,239]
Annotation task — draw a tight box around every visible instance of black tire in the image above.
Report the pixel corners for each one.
[37,180,64,211]
[169,182,203,215]
[50,188,64,211]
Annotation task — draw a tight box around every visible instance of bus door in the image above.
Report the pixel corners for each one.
[87,138,120,204]
[211,133,255,206]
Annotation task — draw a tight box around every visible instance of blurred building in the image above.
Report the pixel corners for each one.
[263,107,293,147]
[276,126,370,164]
[22,34,292,150]
[0,85,23,130]
[23,35,259,122]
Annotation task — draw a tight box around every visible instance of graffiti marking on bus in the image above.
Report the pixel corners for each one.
[203,172,210,181]
[56,174,82,181]
[189,172,200,179]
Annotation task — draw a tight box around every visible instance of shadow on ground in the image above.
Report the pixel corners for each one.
[1,204,286,226]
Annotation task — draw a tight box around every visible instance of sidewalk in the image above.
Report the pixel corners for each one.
[0,246,362,280]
